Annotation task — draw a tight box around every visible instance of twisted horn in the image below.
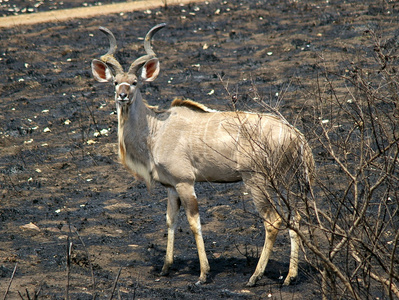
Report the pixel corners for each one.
[128,23,166,75]
[144,22,167,56]
[99,26,124,75]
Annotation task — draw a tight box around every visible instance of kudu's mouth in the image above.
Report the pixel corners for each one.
[116,97,131,106]
[116,90,137,105]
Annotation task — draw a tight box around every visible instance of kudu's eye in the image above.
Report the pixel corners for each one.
[132,81,137,86]
[114,81,118,86]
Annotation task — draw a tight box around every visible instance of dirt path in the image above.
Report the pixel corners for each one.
[0,0,207,28]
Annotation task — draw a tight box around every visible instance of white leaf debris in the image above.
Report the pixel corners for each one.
[43,127,51,132]
[20,222,40,232]
[208,89,215,95]
[100,128,109,135]
[94,128,109,137]
[87,139,97,145]
[64,119,71,125]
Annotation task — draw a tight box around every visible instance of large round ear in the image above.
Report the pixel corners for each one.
[141,58,160,82]
[92,59,114,83]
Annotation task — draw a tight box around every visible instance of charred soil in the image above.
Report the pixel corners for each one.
[1,0,398,299]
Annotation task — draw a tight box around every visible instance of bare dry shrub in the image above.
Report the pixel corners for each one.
[305,28,399,300]
[229,27,399,299]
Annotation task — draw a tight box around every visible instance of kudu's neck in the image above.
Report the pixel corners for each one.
[117,89,147,127]
[116,88,158,145]
[116,88,157,186]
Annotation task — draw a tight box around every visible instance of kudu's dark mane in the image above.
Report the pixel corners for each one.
[171,98,212,113]
[144,98,213,114]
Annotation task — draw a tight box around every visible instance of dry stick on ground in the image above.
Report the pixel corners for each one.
[109,267,122,300]
[132,274,140,300]
[74,229,97,299]
[17,287,41,300]
[82,97,102,137]
[2,262,17,300]
[66,233,73,300]
[3,174,21,195]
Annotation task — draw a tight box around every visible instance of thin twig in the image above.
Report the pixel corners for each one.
[82,97,101,137]
[74,229,97,299]
[17,291,24,300]
[109,267,122,300]
[66,236,72,300]
[3,262,17,300]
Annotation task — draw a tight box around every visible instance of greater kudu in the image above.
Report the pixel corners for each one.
[91,23,315,286]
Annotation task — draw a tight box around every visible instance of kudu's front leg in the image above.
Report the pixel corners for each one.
[161,188,181,276]
[176,182,210,284]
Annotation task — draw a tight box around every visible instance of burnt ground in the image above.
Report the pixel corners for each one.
[1,0,398,299]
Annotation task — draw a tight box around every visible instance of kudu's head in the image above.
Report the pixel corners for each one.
[91,23,166,106]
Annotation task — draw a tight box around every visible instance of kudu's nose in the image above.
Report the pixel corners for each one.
[119,93,128,100]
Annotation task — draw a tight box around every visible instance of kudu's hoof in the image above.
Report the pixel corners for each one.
[283,275,297,286]
[196,275,207,286]
[246,279,257,287]
[159,269,169,277]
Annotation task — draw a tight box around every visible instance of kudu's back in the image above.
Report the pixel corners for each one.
[152,105,314,189]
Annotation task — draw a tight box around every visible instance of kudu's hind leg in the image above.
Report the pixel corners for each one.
[244,175,282,287]
[176,182,210,284]
[245,178,302,286]
[284,212,301,285]
[247,208,282,287]
[161,188,181,276]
